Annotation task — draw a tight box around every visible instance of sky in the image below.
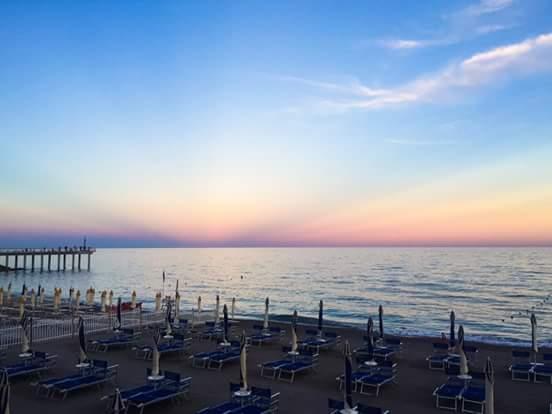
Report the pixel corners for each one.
[1,0,552,248]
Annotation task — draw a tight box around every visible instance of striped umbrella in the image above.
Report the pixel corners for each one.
[223,304,229,344]
[20,312,31,354]
[111,388,126,414]
[263,297,270,330]
[457,325,468,376]
[449,311,456,349]
[485,357,495,414]
[378,305,384,340]
[343,341,354,411]
[366,317,374,358]
[291,310,298,353]
[239,331,248,391]
[152,328,161,376]
[0,369,10,414]
[78,317,87,363]
[318,300,324,336]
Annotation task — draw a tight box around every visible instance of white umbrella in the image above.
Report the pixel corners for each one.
[291,310,298,353]
[485,357,494,414]
[531,313,538,360]
[457,325,469,376]
[214,295,220,325]
[239,331,248,391]
[263,297,269,330]
[152,329,161,376]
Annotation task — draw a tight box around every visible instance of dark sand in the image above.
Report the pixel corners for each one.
[6,319,551,413]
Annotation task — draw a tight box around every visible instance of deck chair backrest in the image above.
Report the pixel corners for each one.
[328,398,345,410]
[252,386,271,399]
[357,403,385,414]
[164,370,181,383]
[512,350,531,364]
[543,353,552,364]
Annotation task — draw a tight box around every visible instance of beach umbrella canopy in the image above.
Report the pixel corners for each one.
[531,313,538,356]
[318,300,324,335]
[291,310,298,353]
[111,388,126,414]
[379,305,384,340]
[78,317,87,363]
[457,325,468,376]
[239,331,248,391]
[343,341,354,411]
[366,317,374,358]
[449,311,456,348]
[485,357,495,414]
[0,369,10,414]
[263,297,270,330]
[223,304,229,343]
[152,328,161,376]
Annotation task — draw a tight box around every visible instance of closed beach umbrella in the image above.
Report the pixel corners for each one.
[449,311,456,349]
[6,284,11,305]
[344,341,354,411]
[21,284,26,296]
[175,290,181,323]
[231,297,236,320]
[30,289,36,309]
[152,328,161,376]
[0,369,10,414]
[78,317,87,363]
[75,290,81,311]
[0,288,3,306]
[115,297,122,331]
[485,357,495,414]
[291,310,298,353]
[263,297,269,330]
[198,296,202,314]
[531,313,538,358]
[165,300,173,336]
[108,290,113,307]
[214,295,220,325]
[18,296,25,319]
[379,305,384,340]
[155,292,162,312]
[131,291,137,310]
[223,304,229,343]
[111,388,126,414]
[318,300,324,336]
[366,317,374,358]
[457,325,468,376]
[20,312,31,354]
[239,331,248,391]
[100,291,107,312]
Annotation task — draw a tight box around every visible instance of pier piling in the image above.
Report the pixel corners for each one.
[0,247,95,273]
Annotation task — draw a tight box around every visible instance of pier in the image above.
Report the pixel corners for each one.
[0,246,96,273]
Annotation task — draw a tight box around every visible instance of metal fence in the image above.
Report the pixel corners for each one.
[0,309,166,349]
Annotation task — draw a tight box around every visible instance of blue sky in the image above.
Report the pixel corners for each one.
[1,0,552,247]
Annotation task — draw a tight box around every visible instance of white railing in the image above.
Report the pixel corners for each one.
[0,309,165,349]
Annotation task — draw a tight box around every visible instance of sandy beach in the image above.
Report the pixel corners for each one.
[3,318,549,413]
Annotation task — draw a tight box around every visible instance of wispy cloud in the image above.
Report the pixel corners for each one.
[385,138,457,146]
[379,0,516,51]
[288,33,552,112]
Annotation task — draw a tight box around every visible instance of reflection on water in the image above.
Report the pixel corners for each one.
[3,247,552,345]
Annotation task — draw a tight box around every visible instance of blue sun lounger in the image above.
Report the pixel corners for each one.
[249,326,285,346]
[433,377,466,411]
[259,357,293,379]
[328,399,390,414]
[125,371,192,414]
[90,328,141,352]
[509,350,533,381]
[3,351,57,379]
[427,342,450,370]
[208,348,241,370]
[277,353,319,383]
[134,334,192,359]
[300,330,341,352]
[461,383,486,414]
[534,353,552,384]
[202,321,224,340]
[47,359,119,399]
[197,401,241,414]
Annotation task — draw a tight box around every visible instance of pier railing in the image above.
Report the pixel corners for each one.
[0,309,165,349]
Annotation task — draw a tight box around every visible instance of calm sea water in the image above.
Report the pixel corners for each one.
[3,247,552,346]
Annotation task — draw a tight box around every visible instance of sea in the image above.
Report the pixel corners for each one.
[2,247,551,346]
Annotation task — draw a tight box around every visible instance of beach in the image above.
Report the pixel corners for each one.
[5,319,550,413]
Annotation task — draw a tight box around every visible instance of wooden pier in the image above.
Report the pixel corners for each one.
[0,246,96,273]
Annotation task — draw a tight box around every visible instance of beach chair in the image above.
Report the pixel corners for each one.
[3,351,57,379]
[357,370,396,396]
[461,374,486,414]
[356,403,390,414]
[433,377,466,411]
[277,353,319,383]
[427,342,450,370]
[191,350,225,368]
[202,321,223,340]
[90,328,141,352]
[301,331,341,353]
[259,357,293,379]
[48,359,119,399]
[249,326,285,346]
[125,371,191,414]
[509,350,533,381]
[251,386,280,413]
[207,348,241,370]
[532,353,552,384]
[197,401,241,414]
[135,335,192,360]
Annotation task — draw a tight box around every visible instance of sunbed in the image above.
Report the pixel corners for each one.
[47,360,119,399]
[427,342,450,370]
[207,348,241,370]
[534,353,552,384]
[300,331,341,352]
[433,377,466,411]
[277,353,319,383]
[134,334,192,359]
[249,326,285,346]
[509,350,533,381]
[3,351,57,379]
[90,328,141,352]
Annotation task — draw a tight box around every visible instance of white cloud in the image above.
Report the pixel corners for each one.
[291,33,552,112]
[462,0,514,17]
[380,39,429,50]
